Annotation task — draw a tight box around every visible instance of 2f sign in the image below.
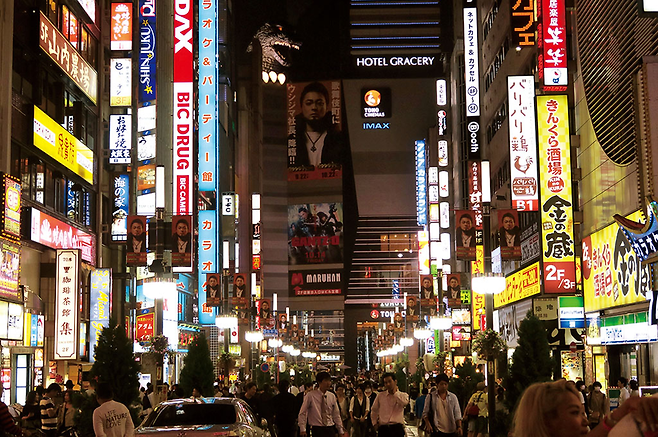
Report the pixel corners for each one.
[544,262,576,293]
[222,195,234,216]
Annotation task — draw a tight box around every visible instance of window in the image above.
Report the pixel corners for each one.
[60,5,79,47]
[47,0,58,25]
[80,28,97,69]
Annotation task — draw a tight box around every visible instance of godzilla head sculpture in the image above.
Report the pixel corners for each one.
[247,23,301,84]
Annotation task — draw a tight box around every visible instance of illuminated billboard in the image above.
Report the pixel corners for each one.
[126,216,147,266]
[55,249,79,359]
[416,140,428,226]
[110,59,131,106]
[89,269,111,362]
[540,0,567,88]
[111,174,129,242]
[289,270,343,296]
[0,241,20,302]
[498,209,522,259]
[110,3,132,50]
[537,95,575,294]
[582,210,651,312]
[288,203,343,265]
[494,261,541,308]
[34,106,94,184]
[31,208,96,264]
[361,88,391,118]
[2,175,21,241]
[511,0,535,47]
[138,0,156,102]
[198,0,218,193]
[198,210,218,274]
[170,215,192,267]
[508,76,538,211]
[463,6,480,117]
[109,114,131,164]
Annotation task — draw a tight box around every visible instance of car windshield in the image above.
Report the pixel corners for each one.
[147,403,237,426]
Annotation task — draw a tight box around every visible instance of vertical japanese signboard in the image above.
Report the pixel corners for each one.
[139,0,156,102]
[109,114,131,164]
[416,140,428,226]
[111,175,129,242]
[198,0,218,193]
[89,269,111,362]
[198,210,218,274]
[537,95,575,293]
[463,1,481,160]
[55,249,79,359]
[110,3,132,50]
[173,0,193,214]
[540,0,567,89]
[511,0,535,47]
[508,76,538,211]
[109,59,131,107]
[2,175,21,241]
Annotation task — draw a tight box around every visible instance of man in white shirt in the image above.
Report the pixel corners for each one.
[93,383,134,437]
[618,377,631,406]
[298,372,348,437]
[371,373,409,437]
[422,374,462,436]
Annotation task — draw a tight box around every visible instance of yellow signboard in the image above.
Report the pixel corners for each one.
[582,210,651,312]
[33,106,94,184]
[537,95,575,294]
[472,291,485,330]
[494,261,541,308]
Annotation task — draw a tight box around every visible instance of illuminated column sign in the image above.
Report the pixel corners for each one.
[139,0,156,102]
[539,0,567,89]
[511,0,535,47]
[198,210,218,274]
[508,76,538,211]
[463,1,481,160]
[89,269,111,363]
[537,95,575,293]
[112,174,130,242]
[55,249,79,359]
[198,0,218,193]
[415,141,428,226]
[173,0,193,215]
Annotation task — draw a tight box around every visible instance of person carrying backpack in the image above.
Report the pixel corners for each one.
[463,382,487,437]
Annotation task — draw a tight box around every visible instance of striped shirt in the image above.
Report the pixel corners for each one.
[40,396,58,430]
[0,401,22,435]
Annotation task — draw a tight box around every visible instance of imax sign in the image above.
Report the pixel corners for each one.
[363,122,390,130]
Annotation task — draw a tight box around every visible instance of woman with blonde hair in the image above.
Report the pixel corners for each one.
[512,379,658,437]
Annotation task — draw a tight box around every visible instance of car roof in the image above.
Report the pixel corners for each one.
[157,397,244,407]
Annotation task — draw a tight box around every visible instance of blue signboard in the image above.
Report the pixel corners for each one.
[112,174,129,242]
[30,314,38,347]
[138,0,156,102]
[415,140,427,226]
[198,210,218,275]
[198,0,218,192]
[90,269,111,362]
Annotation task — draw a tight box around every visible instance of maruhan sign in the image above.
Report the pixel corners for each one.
[356,56,436,67]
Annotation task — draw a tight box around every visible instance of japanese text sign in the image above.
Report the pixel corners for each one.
[2,175,21,241]
[198,210,218,274]
[110,3,132,50]
[34,106,94,184]
[0,241,21,302]
[416,140,428,226]
[110,59,131,107]
[537,95,575,293]
[112,174,129,242]
[472,291,486,330]
[39,12,97,104]
[90,269,111,362]
[55,249,79,359]
[109,114,131,164]
[31,208,96,264]
[540,0,568,87]
[508,76,539,211]
[582,210,651,312]
[135,309,154,341]
[494,261,541,308]
[511,0,535,47]
[463,6,481,116]
[139,0,156,102]
[198,0,218,192]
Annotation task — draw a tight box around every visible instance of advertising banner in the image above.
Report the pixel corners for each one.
[472,291,486,331]
[109,114,131,164]
[537,95,575,294]
[110,3,132,50]
[198,0,217,192]
[362,88,391,118]
[2,175,21,241]
[558,296,585,328]
[0,241,20,302]
[511,0,535,47]
[498,209,522,259]
[137,134,156,161]
[582,210,651,312]
[30,208,96,264]
[540,0,567,88]
[138,0,156,102]
[33,106,94,184]
[173,0,193,215]
[289,270,342,296]
[137,164,155,191]
[205,273,220,307]
[89,269,111,362]
[508,76,538,211]
[198,210,218,274]
[495,261,541,308]
[231,273,248,306]
[111,174,129,242]
[416,140,428,226]
[126,216,147,266]
[135,308,154,341]
[170,215,192,267]
[288,203,343,265]
[463,6,480,117]
[286,80,343,181]
[444,274,463,306]
[498,299,533,348]
[455,210,477,259]
[55,249,79,359]
[109,59,131,107]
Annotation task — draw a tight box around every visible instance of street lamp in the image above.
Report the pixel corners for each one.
[413,328,433,339]
[430,315,453,330]
[215,315,238,330]
[245,330,264,343]
[471,273,506,296]
[400,337,414,347]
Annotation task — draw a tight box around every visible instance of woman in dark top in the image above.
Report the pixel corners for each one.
[21,391,41,430]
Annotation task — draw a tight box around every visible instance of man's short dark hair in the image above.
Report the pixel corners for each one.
[382,372,396,382]
[47,383,62,394]
[316,372,331,384]
[245,382,257,390]
[575,381,586,390]
[96,382,113,400]
[300,82,329,105]
[298,207,308,214]
[175,218,189,228]
[593,381,602,388]
[618,377,628,386]
[435,373,449,384]
[279,379,290,393]
[502,212,516,223]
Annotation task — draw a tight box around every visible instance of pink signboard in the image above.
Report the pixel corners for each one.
[30,208,96,265]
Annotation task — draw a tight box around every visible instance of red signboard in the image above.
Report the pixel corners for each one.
[110,3,132,50]
[173,0,193,215]
[539,0,567,90]
[30,208,96,264]
[135,311,154,341]
[39,12,98,104]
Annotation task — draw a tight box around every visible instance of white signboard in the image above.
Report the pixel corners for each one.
[137,105,156,132]
[110,58,131,107]
[55,249,79,359]
[137,134,156,161]
[440,202,450,229]
[109,114,131,164]
[438,140,448,167]
[508,76,539,211]
[439,171,449,197]
[436,79,447,106]
[463,7,481,116]
[137,193,155,216]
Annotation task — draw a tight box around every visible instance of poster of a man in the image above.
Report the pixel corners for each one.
[278,314,288,334]
[445,274,463,305]
[455,210,477,259]
[206,274,221,307]
[406,295,419,321]
[231,273,247,307]
[420,275,435,300]
[287,81,344,180]
[126,216,147,266]
[498,210,522,259]
[258,299,272,326]
[394,313,404,331]
[171,215,192,267]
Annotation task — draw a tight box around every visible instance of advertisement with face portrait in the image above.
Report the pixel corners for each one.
[406,295,419,322]
[170,215,192,267]
[231,273,248,307]
[278,313,288,335]
[455,210,477,259]
[445,274,463,306]
[498,210,522,259]
[257,299,273,329]
[205,273,221,307]
[126,216,147,266]
[288,203,343,265]
[419,274,435,302]
[287,80,344,181]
